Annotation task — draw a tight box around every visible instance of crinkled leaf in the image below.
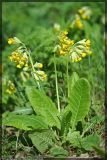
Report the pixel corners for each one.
[61,111,72,136]
[26,87,60,129]
[81,134,101,151]
[29,130,54,153]
[3,113,48,130]
[13,107,33,115]
[67,130,101,151]
[69,72,79,94]
[67,78,90,129]
[67,130,82,148]
[50,146,69,157]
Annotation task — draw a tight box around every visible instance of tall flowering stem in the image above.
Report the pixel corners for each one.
[66,56,69,98]
[27,50,41,90]
[54,53,60,113]
[21,43,41,90]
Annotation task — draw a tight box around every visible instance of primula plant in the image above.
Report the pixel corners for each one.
[2,35,102,158]
[2,2,105,159]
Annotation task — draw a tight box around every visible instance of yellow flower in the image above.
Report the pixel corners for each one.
[62,44,68,50]
[78,6,92,20]
[70,15,83,29]
[75,16,83,29]
[6,81,16,94]
[9,52,28,68]
[70,39,92,62]
[9,52,21,62]
[8,38,16,45]
[34,62,43,69]
[57,30,74,56]
[63,30,68,35]
[78,57,82,61]
[38,63,43,68]
[8,37,22,45]
[78,8,84,15]
[82,15,90,20]
[42,73,47,81]
[65,40,74,45]
[70,52,82,62]
[59,50,66,56]
[17,62,25,68]
[81,52,87,57]
[70,40,74,45]
[85,39,91,49]
[33,71,47,81]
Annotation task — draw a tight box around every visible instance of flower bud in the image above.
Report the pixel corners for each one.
[8,37,22,45]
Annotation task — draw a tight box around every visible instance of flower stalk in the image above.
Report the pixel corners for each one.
[66,56,69,98]
[27,50,41,90]
[54,53,60,113]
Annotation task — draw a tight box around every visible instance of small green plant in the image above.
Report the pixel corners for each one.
[2,33,102,158]
[2,4,105,158]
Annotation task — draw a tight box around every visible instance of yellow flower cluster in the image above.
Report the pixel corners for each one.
[58,31,74,56]
[9,51,28,68]
[70,39,92,62]
[73,15,83,29]
[8,37,47,83]
[6,81,16,94]
[33,62,47,81]
[33,71,47,81]
[78,6,92,20]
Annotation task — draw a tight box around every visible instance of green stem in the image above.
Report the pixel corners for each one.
[20,43,42,90]
[27,51,35,72]
[21,43,35,72]
[66,56,69,98]
[54,54,60,113]
[15,131,20,152]
[81,123,93,138]
[27,50,41,90]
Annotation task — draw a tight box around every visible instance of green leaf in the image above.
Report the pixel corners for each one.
[26,87,60,129]
[68,78,90,129]
[67,130,82,148]
[50,146,69,157]
[61,111,72,136]
[29,130,54,153]
[93,146,107,159]
[3,113,48,130]
[69,72,79,94]
[81,134,101,151]
[13,107,33,115]
[67,131,101,152]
